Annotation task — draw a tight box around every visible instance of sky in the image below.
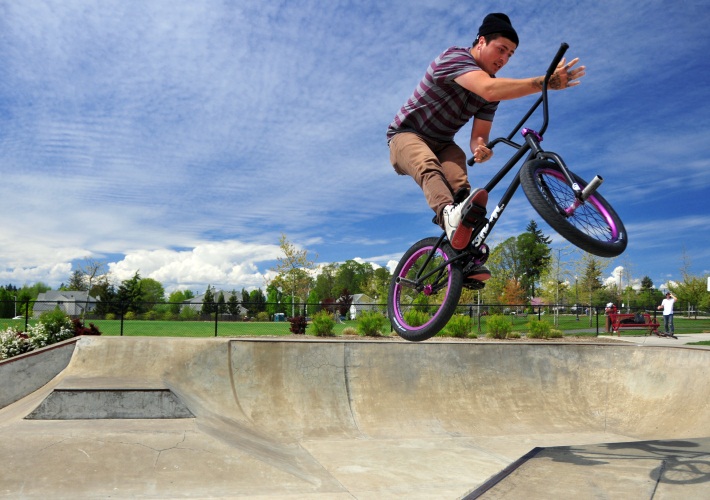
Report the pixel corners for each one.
[1,0,708,296]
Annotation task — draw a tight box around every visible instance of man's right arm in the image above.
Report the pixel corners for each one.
[454,57,586,102]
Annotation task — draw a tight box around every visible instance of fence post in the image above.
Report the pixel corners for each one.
[214,307,219,337]
[119,302,124,336]
[24,299,30,332]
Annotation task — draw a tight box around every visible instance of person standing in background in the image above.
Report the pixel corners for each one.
[657,292,677,336]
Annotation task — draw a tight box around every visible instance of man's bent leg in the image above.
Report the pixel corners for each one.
[389,133,454,222]
[437,142,470,197]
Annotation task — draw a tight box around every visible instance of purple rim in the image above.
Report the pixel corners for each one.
[393,245,451,330]
[539,168,619,240]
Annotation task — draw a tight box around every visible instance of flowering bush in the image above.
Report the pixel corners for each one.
[0,328,32,360]
[0,309,101,361]
[26,320,75,350]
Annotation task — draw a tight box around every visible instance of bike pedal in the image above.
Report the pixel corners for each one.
[461,203,487,226]
[463,279,486,291]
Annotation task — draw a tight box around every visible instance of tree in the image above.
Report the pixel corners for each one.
[361,267,391,305]
[116,272,142,314]
[217,291,227,315]
[521,221,552,298]
[312,263,339,303]
[168,290,189,315]
[487,237,521,303]
[335,260,374,295]
[639,276,657,310]
[265,285,285,317]
[139,278,166,306]
[674,254,708,318]
[201,286,216,316]
[66,269,88,291]
[248,289,266,314]
[94,280,118,316]
[501,278,526,308]
[538,248,573,325]
[573,252,607,324]
[269,234,317,317]
[0,287,15,318]
[227,290,241,317]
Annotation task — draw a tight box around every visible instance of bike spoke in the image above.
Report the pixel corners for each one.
[537,170,618,242]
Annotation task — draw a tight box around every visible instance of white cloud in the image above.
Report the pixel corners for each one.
[107,240,282,293]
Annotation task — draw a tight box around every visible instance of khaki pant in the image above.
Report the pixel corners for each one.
[389,132,470,226]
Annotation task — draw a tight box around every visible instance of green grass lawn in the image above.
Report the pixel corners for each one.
[4,315,709,339]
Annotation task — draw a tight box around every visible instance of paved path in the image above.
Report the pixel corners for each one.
[1,336,709,499]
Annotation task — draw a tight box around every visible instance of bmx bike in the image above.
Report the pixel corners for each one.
[388,43,627,342]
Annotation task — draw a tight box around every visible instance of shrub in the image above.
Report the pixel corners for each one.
[357,311,388,337]
[443,314,473,338]
[526,318,551,339]
[27,322,74,350]
[143,310,159,321]
[0,328,31,360]
[485,314,512,339]
[548,328,564,339]
[179,307,197,320]
[71,318,102,336]
[525,319,563,339]
[289,315,308,334]
[256,311,270,322]
[105,313,116,321]
[34,310,75,347]
[341,326,358,336]
[310,311,335,336]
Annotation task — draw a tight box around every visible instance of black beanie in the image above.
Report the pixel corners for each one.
[475,13,519,46]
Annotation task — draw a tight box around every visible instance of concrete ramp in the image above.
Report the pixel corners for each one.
[1,336,709,498]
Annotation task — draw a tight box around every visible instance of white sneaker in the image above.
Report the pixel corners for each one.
[442,189,488,250]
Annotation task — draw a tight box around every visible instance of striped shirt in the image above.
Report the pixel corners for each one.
[387,46,498,142]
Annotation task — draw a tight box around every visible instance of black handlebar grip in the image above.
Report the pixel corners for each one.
[545,42,569,82]
[467,157,475,166]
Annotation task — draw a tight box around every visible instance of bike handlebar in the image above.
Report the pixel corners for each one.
[467,43,569,167]
[545,43,569,83]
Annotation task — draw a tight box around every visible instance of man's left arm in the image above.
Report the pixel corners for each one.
[470,118,493,163]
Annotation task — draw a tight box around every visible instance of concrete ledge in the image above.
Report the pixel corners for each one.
[26,388,195,420]
[0,337,78,409]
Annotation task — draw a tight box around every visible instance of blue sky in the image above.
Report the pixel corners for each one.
[1,0,708,295]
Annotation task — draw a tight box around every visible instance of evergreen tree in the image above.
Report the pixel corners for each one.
[227,290,241,317]
[521,221,552,298]
[201,286,216,316]
[66,269,88,291]
[116,272,142,314]
[217,291,227,314]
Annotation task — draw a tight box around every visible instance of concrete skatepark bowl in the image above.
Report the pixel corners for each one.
[1,335,709,498]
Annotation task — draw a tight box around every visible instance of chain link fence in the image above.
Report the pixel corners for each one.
[2,299,669,337]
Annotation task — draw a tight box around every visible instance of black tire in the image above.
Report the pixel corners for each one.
[520,160,628,258]
[388,237,463,342]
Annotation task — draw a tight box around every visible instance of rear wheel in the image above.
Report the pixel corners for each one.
[388,237,463,342]
[520,160,627,258]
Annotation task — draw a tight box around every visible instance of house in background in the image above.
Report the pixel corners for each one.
[348,293,378,320]
[185,290,245,317]
[33,291,98,318]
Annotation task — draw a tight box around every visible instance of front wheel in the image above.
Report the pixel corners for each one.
[388,237,463,342]
[520,160,628,258]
